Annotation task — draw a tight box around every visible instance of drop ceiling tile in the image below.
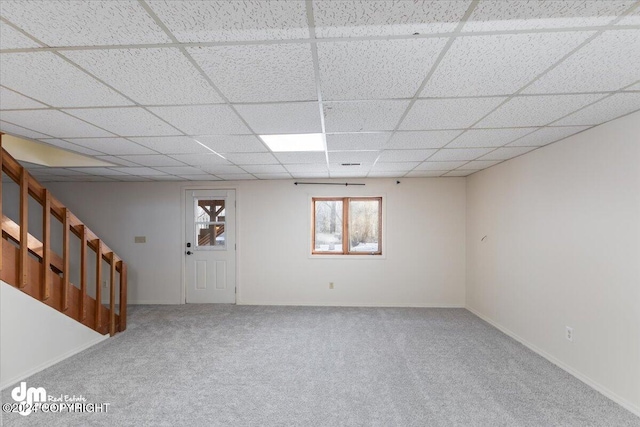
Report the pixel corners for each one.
[94,156,141,167]
[235,103,321,134]
[617,7,640,25]
[195,135,267,153]
[406,170,446,177]
[463,1,633,31]
[197,164,245,174]
[290,171,330,178]
[148,0,308,42]
[415,161,467,171]
[328,151,380,164]
[329,163,372,173]
[178,175,221,181]
[458,160,501,170]
[401,98,506,130]
[524,30,640,94]
[326,133,390,151]
[168,153,230,166]
[388,131,461,149]
[274,152,327,164]
[370,162,419,172]
[313,0,470,38]
[443,170,475,177]
[0,121,51,139]
[117,155,185,167]
[421,32,593,97]
[427,148,494,162]
[507,126,590,147]
[0,23,40,49]
[477,94,605,128]
[446,128,536,148]
[368,171,407,178]
[188,44,316,102]
[64,138,155,155]
[67,167,130,176]
[145,175,185,181]
[331,170,369,178]
[129,136,211,154]
[625,82,640,91]
[111,175,154,182]
[478,147,537,161]
[553,93,640,126]
[254,173,292,180]
[111,167,167,176]
[0,53,133,107]
[0,0,170,46]
[0,88,47,110]
[377,149,436,163]
[284,164,329,173]
[324,101,410,132]
[223,152,279,165]
[39,139,104,156]
[63,48,223,105]
[0,110,113,138]
[240,164,287,174]
[38,168,89,176]
[148,105,250,135]
[65,108,178,136]
[317,38,448,100]
[154,166,204,175]
[215,174,257,181]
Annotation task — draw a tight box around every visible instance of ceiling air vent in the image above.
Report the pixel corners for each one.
[341,163,361,166]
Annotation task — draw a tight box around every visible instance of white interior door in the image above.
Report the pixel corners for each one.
[185,189,236,303]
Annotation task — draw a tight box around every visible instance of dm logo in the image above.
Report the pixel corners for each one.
[11,382,46,416]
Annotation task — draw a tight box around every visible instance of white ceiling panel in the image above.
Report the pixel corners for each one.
[328,151,380,164]
[39,139,105,156]
[197,164,246,174]
[317,38,448,100]
[274,152,327,164]
[0,53,133,107]
[223,152,279,165]
[427,148,494,162]
[401,98,506,130]
[329,162,372,172]
[254,173,291,180]
[94,156,143,167]
[464,1,634,31]
[478,147,537,161]
[446,128,536,148]
[377,149,436,163]
[333,170,371,178]
[117,155,185,167]
[625,82,640,91]
[63,48,223,105]
[65,107,179,136]
[508,126,590,147]
[387,131,461,149]
[324,101,410,132]
[0,120,51,139]
[617,7,640,25]
[235,103,321,134]
[326,133,390,151]
[0,87,47,109]
[111,167,167,176]
[241,164,287,174]
[40,168,90,176]
[367,171,407,178]
[369,162,419,172]
[458,160,501,170]
[61,138,156,155]
[110,176,154,182]
[177,175,220,181]
[444,170,475,177]
[149,105,250,135]
[553,93,640,126]
[284,164,329,173]
[477,94,605,128]
[148,0,308,42]
[524,30,640,94]
[214,173,257,181]
[154,166,204,175]
[421,32,593,97]
[168,153,230,166]
[406,170,446,177]
[0,23,40,49]
[129,136,212,154]
[414,161,467,171]
[0,110,113,138]
[313,0,471,38]
[195,135,267,153]
[67,167,129,176]
[188,44,316,102]
[0,0,170,46]
[290,171,330,178]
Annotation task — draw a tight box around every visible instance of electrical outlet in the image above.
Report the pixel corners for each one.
[566,326,573,342]
[329,282,334,290]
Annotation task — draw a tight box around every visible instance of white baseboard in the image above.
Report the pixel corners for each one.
[466,306,640,418]
[0,335,109,391]
[238,301,465,308]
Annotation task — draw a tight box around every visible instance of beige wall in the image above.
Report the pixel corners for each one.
[466,111,640,414]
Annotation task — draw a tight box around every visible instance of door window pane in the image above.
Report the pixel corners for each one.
[349,200,380,253]
[314,200,343,253]
[196,199,225,222]
[195,199,225,248]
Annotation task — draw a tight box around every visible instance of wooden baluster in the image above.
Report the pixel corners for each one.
[109,254,116,336]
[42,190,51,300]
[80,225,87,320]
[18,168,28,288]
[118,261,127,331]
[62,208,70,311]
[95,241,102,330]
[0,138,3,272]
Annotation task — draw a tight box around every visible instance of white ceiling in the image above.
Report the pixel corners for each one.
[0,0,639,182]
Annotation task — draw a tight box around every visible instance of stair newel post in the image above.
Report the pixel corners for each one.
[95,241,102,330]
[42,189,51,300]
[109,253,116,336]
[62,208,70,311]
[18,167,29,288]
[80,225,87,320]
[118,261,127,331]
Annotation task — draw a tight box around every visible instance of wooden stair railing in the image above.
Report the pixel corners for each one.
[0,134,127,336]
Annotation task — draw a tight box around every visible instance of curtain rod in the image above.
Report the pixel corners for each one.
[294,182,365,186]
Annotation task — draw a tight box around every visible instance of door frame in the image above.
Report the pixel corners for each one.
[180,185,239,304]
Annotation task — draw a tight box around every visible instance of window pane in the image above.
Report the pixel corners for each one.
[314,200,343,252]
[196,199,225,223]
[349,200,380,253]
[196,223,226,247]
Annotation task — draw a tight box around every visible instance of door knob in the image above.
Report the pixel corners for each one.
[186,251,193,255]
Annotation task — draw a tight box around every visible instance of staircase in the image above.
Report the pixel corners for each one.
[0,135,127,336]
